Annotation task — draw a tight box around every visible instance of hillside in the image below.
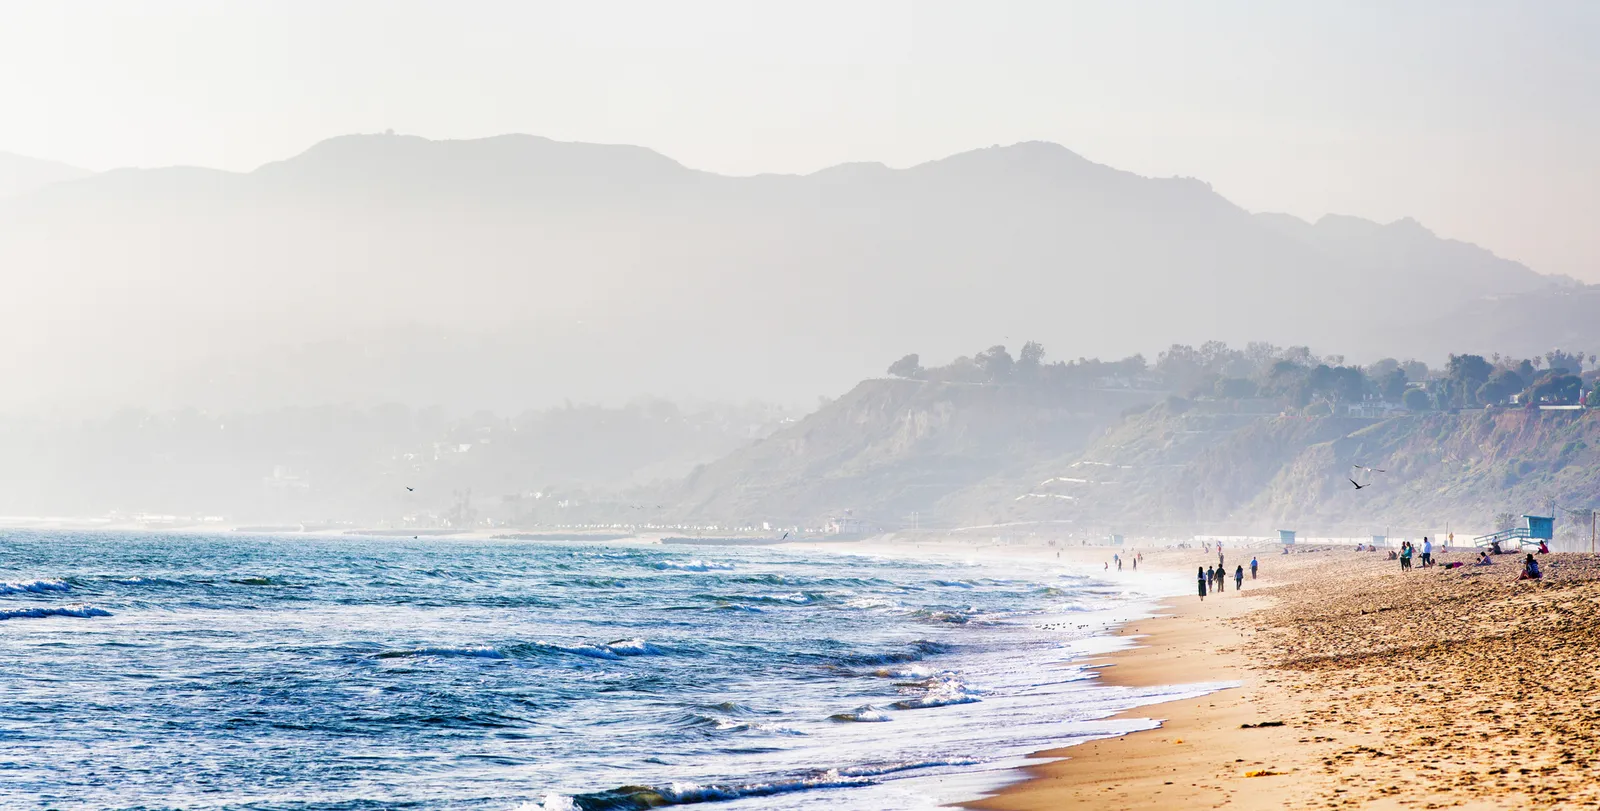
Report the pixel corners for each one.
[670,378,1162,525]
[994,401,1600,539]
[671,379,1600,543]
[0,133,1567,412]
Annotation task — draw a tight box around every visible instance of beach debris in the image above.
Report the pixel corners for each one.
[1241,721,1286,729]
[1245,769,1284,777]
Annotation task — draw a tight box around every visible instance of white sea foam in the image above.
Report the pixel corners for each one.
[890,674,982,709]
[829,705,893,722]
[112,576,186,587]
[654,560,736,572]
[835,758,984,777]
[604,638,662,656]
[0,580,71,595]
[547,638,663,660]
[0,604,111,620]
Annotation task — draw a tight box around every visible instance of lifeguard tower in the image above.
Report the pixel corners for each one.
[1473,515,1553,551]
[1279,530,1296,545]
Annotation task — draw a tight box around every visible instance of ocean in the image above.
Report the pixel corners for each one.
[0,531,1222,810]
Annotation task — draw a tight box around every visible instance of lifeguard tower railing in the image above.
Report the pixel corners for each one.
[1473,515,1553,550]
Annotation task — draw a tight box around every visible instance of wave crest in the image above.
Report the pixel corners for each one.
[0,604,111,620]
[0,580,70,595]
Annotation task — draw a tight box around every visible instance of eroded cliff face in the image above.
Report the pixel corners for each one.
[670,379,1600,537]
[994,404,1600,535]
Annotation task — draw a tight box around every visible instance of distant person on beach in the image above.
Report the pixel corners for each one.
[1235,565,1244,590]
[1538,540,1550,554]
[1519,554,1543,581]
[1250,557,1258,579]
[1400,542,1413,570]
[1198,567,1208,601]
[1475,551,1494,566]
[1422,537,1432,568]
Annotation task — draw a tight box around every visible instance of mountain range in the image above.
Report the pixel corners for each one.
[0,151,90,200]
[0,133,1584,412]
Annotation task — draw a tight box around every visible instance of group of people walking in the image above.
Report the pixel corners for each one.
[1197,555,1257,600]
[1395,537,1435,569]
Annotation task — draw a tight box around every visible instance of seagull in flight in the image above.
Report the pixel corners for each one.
[1348,477,1369,490]
[1352,464,1385,473]
[405,486,414,492]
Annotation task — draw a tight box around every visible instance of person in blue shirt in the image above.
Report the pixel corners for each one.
[1250,557,1258,579]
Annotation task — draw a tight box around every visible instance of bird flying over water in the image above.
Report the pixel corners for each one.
[1348,477,1369,490]
[405,486,414,492]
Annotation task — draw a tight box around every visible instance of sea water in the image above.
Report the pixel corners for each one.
[0,531,1222,810]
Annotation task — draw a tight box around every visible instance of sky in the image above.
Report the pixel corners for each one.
[3,0,1598,279]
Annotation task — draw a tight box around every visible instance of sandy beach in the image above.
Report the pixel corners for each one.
[958,544,1600,809]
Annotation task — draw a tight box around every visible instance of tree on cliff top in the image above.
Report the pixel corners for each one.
[887,353,923,379]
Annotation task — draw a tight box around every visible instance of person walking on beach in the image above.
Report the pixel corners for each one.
[1235,564,1244,591]
[1198,567,1208,601]
[1250,556,1258,579]
[1421,537,1433,568]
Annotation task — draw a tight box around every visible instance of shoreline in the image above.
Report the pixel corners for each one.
[965,545,1600,810]
[963,581,1316,810]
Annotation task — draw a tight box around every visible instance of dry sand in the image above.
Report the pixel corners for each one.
[963,545,1600,810]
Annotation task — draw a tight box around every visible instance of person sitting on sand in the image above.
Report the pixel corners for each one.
[1198,566,1208,601]
[1538,541,1550,554]
[1491,539,1504,555]
[1475,551,1494,566]
[1519,554,1543,581]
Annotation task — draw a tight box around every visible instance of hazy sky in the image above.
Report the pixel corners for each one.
[3,0,1598,279]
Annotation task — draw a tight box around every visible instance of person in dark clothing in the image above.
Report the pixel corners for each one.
[1234,565,1244,590]
[1250,557,1258,579]
[1198,567,1208,601]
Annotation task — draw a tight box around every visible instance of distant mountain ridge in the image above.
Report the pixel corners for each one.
[0,133,1575,411]
[0,151,91,199]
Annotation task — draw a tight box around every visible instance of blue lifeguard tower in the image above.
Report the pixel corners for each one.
[1473,515,1553,551]
[1279,530,1296,545]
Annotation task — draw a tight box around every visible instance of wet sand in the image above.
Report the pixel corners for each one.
[966,546,1600,809]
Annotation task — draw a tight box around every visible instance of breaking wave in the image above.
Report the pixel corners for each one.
[0,580,71,595]
[0,604,112,620]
